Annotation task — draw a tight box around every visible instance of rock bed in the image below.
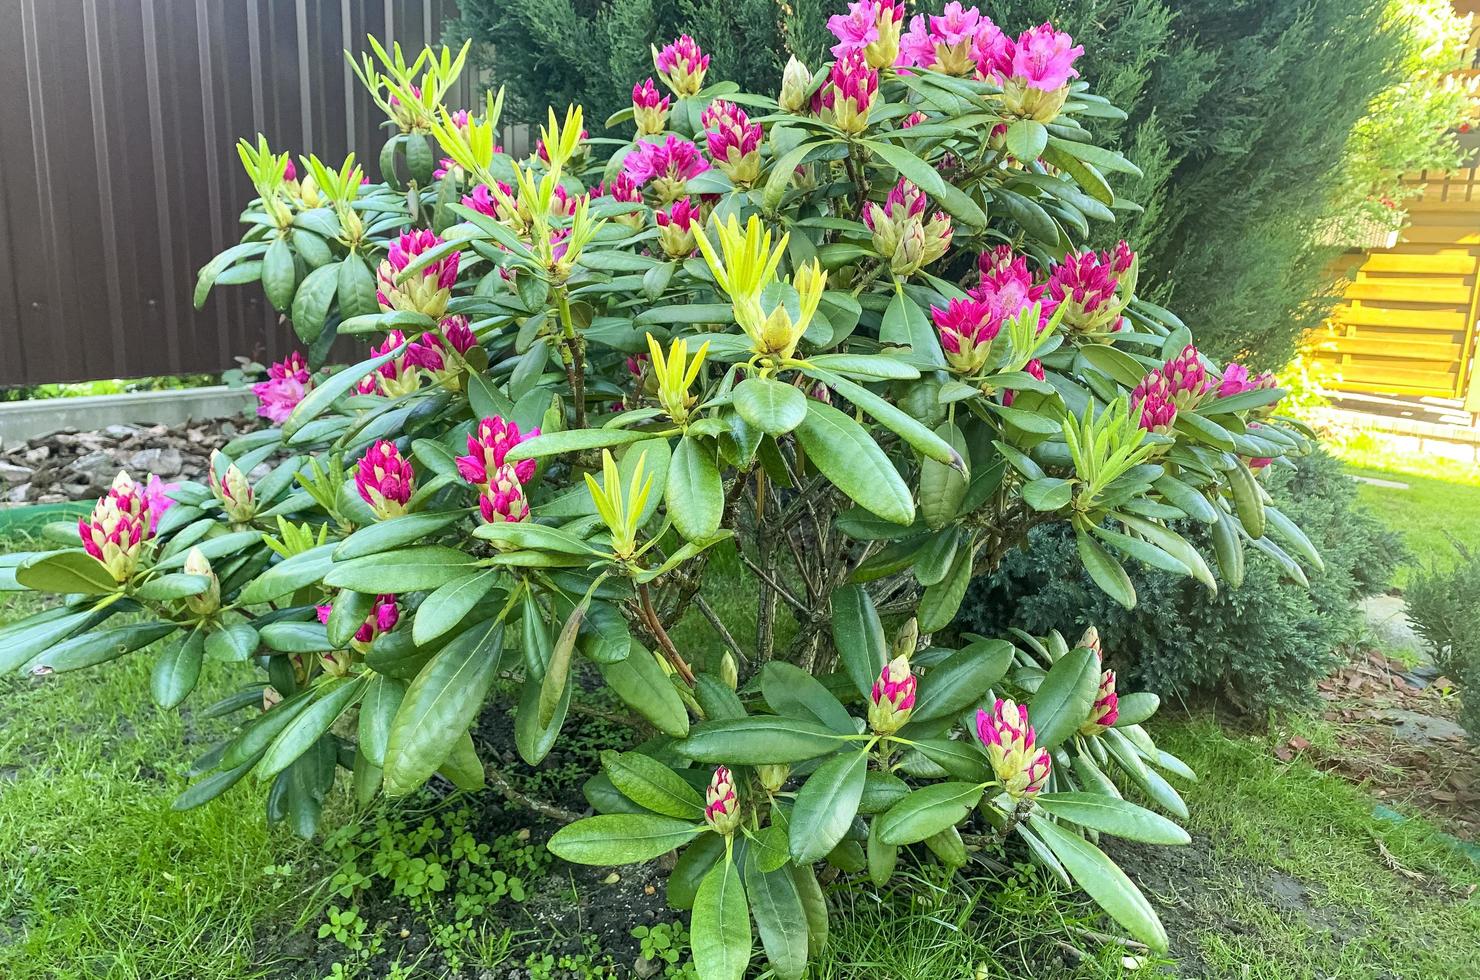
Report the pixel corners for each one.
[0,416,252,504]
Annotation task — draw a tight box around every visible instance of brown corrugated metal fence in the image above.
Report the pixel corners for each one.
[0,0,479,386]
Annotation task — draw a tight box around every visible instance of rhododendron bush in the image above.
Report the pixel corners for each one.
[0,6,1328,976]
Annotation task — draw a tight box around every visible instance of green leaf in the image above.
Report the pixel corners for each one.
[692,859,751,980]
[601,750,704,820]
[917,543,973,633]
[669,831,726,909]
[906,738,991,782]
[830,584,887,700]
[794,399,913,526]
[863,139,987,227]
[334,513,462,561]
[1113,692,1160,729]
[1075,526,1136,609]
[1045,136,1144,178]
[667,436,725,541]
[289,261,340,344]
[1029,646,1100,751]
[1027,814,1168,951]
[760,661,854,733]
[908,639,1014,724]
[859,770,912,814]
[1210,505,1245,588]
[806,353,919,380]
[239,543,338,604]
[1226,459,1266,539]
[515,667,569,765]
[324,546,481,594]
[678,716,847,764]
[258,676,366,779]
[413,570,500,646]
[472,522,595,554]
[505,427,654,461]
[0,608,107,674]
[733,377,808,436]
[789,748,867,864]
[1005,120,1048,161]
[1153,475,1217,524]
[359,673,405,768]
[382,621,503,796]
[16,550,119,595]
[150,629,206,709]
[282,343,404,438]
[920,421,969,529]
[539,600,586,726]
[336,256,379,319]
[195,240,267,307]
[880,289,945,369]
[597,643,689,737]
[1035,793,1189,845]
[261,237,297,312]
[744,860,808,980]
[1023,477,1073,512]
[438,731,485,791]
[26,621,177,674]
[547,813,704,865]
[877,781,985,846]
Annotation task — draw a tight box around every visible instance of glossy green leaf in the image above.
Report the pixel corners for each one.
[760,661,853,733]
[596,643,689,737]
[547,813,704,865]
[258,676,366,779]
[1027,814,1168,951]
[877,781,985,846]
[733,377,808,435]
[1035,792,1189,845]
[692,858,751,980]
[1029,646,1100,751]
[15,550,120,595]
[150,629,206,709]
[324,546,481,594]
[667,436,725,541]
[601,750,704,820]
[745,860,808,980]
[678,716,848,764]
[789,748,867,864]
[794,399,913,526]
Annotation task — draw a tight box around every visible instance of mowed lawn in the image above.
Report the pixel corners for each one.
[1338,444,1480,585]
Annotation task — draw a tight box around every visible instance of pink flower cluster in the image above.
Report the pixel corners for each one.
[976,698,1051,797]
[701,100,763,185]
[462,181,520,224]
[655,197,701,258]
[456,416,538,524]
[827,0,907,69]
[1133,345,1216,434]
[595,174,647,230]
[868,655,918,734]
[898,1,994,76]
[355,441,415,519]
[78,472,176,583]
[654,35,710,96]
[1046,241,1134,333]
[1217,363,1278,400]
[621,134,711,203]
[632,78,671,136]
[377,229,460,318]
[864,178,953,275]
[402,316,479,384]
[1131,372,1178,435]
[357,330,418,397]
[821,50,879,133]
[977,21,1084,91]
[252,351,313,424]
[316,594,399,646]
[932,298,1001,375]
[974,244,1051,326]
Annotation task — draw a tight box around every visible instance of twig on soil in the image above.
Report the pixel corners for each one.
[484,764,584,824]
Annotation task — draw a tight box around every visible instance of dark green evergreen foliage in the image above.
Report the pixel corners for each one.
[445,0,789,124]
[960,450,1405,712]
[1405,542,1480,741]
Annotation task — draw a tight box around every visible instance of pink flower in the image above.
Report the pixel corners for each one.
[632,77,672,136]
[827,0,906,69]
[597,173,645,204]
[621,135,711,203]
[357,330,420,397]
[1159,344,1214,410]
[456,416,538,487]
[898,2,1000,76]
[1131,370,1178,434]
[1003,357,1044,407]
[704,766,740,834]
[902,110,928,128]
[654,35,710,96]
[932,297,1001,374]
[78,473,154,583]
[981,22,1083,92]
[976,698,1051,797]
[141,474,178,534]
[440,315,477,355]
[355,440,415,519]
[971,246,1051,328]
[252,351,312,423]
[478,466,531,524]
[283,159,297,183]
[868,654,917,734]
[822,50,878,134]
[1046,242,1135,334]
[317,593,399,646]
[701,100,763,185]
[655,197,701,258]
[377,229,460,318]
[1080,670,1119,735]
[462,181,520,223]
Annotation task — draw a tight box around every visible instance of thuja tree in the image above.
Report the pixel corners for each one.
[0,5,1326,975]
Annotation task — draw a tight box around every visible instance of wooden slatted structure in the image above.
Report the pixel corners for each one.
[1308,168,1480,403]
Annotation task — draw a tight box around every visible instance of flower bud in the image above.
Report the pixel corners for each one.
[701,100,763,187]
[704,766,741,835]
[355,441,414,519]
[632,77,672,137]
[824,51,878,135]
[756,763,789,795]
[1047,242,1136,335]
[779,57,812,114]
[868,654,917,735]
[208,451,256,523]
[655,197,701,259]
[932,297,1001,375]
[78,480,150,583]
[892,617,919,661]
[1078,626,1101,660]
[181,547,221,618]
[719,652,739,691]
[1079,670,1119,736]
[376,229,460,319]
[976,698,1051,798]
[1131,370,1178,435]
[653,35,710,97]
[478,465,532,524]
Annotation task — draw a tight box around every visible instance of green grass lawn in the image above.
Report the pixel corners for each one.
[1330,436,1480,586]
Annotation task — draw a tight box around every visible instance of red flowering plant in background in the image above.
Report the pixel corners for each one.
[2,8,1327,977]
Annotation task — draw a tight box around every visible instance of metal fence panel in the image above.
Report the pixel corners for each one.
[0,0,473,386]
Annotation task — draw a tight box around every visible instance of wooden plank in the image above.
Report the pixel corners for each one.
[1357,252,1478,274]
[1329,304,1469,330]
[1342,281,1473,303]
[1317,361,1458,389]
[1306,336,1461,360]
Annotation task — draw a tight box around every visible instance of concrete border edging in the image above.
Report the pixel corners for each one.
[0,386,256,446]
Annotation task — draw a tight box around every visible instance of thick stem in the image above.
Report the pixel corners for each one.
[638,582,696,686]
[556,288,587,428]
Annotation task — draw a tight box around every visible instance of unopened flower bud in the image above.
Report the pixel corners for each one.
[1079,670,1119,736]
[632,77,672,137]
[868,654,917,735]
[181,547,221,617]
[1078,626,1101,660]
[208,451,257,523]
[704,766,741,835]
[756,763,790,795]
[892,617,919,661]
[355,441,414,519]
[976,698,1051,798]
[779,56,812,113]
[719,652,738,690]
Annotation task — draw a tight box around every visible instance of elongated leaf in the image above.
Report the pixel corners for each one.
[506,427,653,461]
[16,550,119,595]
[258,676,366,779]
[240,543,338,604]
[1029,646,1100,751]
[26,621,177,674]
[909,639,1014,724]
[324,546,481,594]
[745,860,808,980]
[597,643,690,737]
[601,750,704,820]
[1027,813,1168,951]
[1035,792,1189,845]
[547,813,704,865]
[413,570,499,646]
[830,584,887,700]
[334,513,461,561]
[151,629,206,709]
[667,436,724,541]
[282,344,403,438]
[877,781,985,845]
[760,661,853,733]
[794,400,913,526]
[359,673,406,768]
[692,858,751,980]
[382,621,503,796]
[678,716,848,764]
[1075,526,1136,609]
[789,748,867,864]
